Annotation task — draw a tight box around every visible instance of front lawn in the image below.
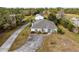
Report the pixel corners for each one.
[24,15,35,22]
[37,26,79,52]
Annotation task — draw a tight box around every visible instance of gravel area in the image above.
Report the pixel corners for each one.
[15,34,44,52]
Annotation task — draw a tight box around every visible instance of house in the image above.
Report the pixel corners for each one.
[71,17,79,33]
[35,14,44,21]
[56,10,65,19]
[31,14,57,33]
[71,17,79,27]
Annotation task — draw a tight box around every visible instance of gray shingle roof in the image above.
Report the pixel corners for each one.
[31,19,57,29]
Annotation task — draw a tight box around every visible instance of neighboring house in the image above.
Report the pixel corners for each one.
[71,17,79,27]
[71,17,79,33]
[56,10,65,19]
[31,14,57,33]
[73,28,79,33]
[35,14,44,21]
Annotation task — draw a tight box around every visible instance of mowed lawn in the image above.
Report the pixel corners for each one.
[24,15,35,22]
[37,26,79,52]
[9,26,31,51]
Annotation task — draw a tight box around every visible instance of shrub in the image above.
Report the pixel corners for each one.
[57,27,65,34]
[67,23,75,31]
[64,20,75,31]
[59,18,75,32]
[37,31,42,34]
[48,13,58,25]
[31,31,36,34]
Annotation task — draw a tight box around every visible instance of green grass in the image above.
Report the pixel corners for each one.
[24,15,35,22]
[9,27,30,51]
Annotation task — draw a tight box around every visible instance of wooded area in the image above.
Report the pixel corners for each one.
[0,7,79,32]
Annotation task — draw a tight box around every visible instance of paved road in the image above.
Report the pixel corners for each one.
[0,23,29,52]
[15,34,43,52]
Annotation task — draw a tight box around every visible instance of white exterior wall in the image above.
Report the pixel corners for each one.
[54,29,58,32]
[35,14,44,21]
[43,29,48,32]
[50,30,53,33]
[37,28,42,32]
[31,28,57,33]
[31,28,42,32]
[31,28,36,32]
[51,29,57,32]
[32,23,33,27]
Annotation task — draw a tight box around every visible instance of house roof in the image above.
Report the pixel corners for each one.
[31,19,57,29]
[35,14,44,20]
[71,17,79,27]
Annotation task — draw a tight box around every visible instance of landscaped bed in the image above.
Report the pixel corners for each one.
[9,27,30,51]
